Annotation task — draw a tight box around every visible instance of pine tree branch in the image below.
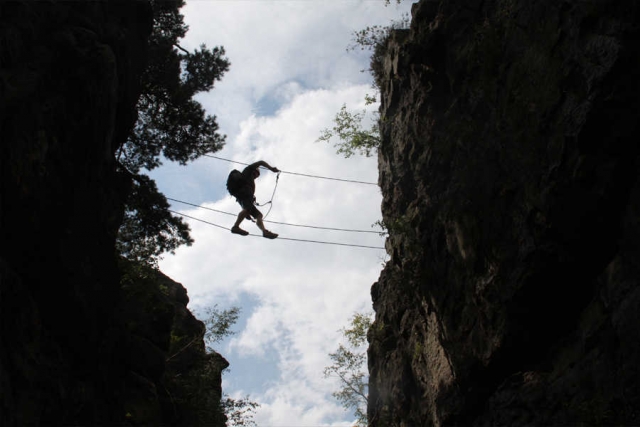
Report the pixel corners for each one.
[173,43,189,55]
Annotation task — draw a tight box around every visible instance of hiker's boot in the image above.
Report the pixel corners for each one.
[231,226,249,236]
[263,230,278,239]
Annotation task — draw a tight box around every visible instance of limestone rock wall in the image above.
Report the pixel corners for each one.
[0,2,226,425]
[369,0,640,425]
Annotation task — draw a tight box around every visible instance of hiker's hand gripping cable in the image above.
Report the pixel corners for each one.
[248,160,279,173]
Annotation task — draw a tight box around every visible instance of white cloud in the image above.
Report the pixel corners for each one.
[160,86,383,424]
[153,1,412,425]
[180,0,408,138]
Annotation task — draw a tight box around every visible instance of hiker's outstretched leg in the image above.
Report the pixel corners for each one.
[255,212,278,239]
[231,209,249,236]
[234,209,248,227]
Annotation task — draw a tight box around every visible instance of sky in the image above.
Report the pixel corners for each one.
[150,1,413,425]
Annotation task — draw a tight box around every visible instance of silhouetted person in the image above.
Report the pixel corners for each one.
[230,160,279,239]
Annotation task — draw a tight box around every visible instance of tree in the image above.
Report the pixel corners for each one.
[116,0,230,265]
[317,94,380,158]
[117,174,193,267]
[221,396,259,427]
[324,312,373,426]
[118,0,229,174]
[203,305,240,352]
[348,7,410,85]
[319,9,410,159]
[202,305,260,427]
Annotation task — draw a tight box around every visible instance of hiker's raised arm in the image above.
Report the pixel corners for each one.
[248,160,279,173]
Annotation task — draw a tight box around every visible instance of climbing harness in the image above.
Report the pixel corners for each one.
[252,171,280,220]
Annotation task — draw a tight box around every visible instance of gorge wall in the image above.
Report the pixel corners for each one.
[0,2,226,425]
[369,0,640,425]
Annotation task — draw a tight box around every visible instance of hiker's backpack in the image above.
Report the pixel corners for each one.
[226,169,246,198]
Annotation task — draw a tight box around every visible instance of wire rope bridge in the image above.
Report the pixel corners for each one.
[167,155,386,250]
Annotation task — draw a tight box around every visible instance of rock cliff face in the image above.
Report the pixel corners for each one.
[0,2,226,425]
[369,0,640,425]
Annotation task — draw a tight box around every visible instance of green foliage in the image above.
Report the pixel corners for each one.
[349,24,392,53]
[343,312,373,347]
[317,96,380,158]
[203,305,240,352]
[117,173,193,267]
[348,13,410,85]
[323,312,373,427]
[372,219,388,237]
[321,7,411,159]
[380,215,412,236]
[119,0,229,174]
[200,305,260,427]
[221,395,260,427]
[116,0,230,265]
[413,341,423,362]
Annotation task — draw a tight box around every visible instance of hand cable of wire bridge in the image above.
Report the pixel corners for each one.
[204,154,378,186]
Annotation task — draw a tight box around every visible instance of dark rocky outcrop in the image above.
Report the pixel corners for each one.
[369,0,640,425]
[117,262,228,426]
[0,2,226,425]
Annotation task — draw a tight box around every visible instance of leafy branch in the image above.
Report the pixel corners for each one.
[323,312,373,426]
[317,95,380,158]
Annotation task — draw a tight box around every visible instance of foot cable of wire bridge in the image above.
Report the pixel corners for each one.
[166,197,382,234]
[170,210,386,250]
